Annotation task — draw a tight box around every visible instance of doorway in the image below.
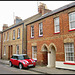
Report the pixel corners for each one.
[8,45,13,59]
[50,46,56,67]
[42,44,48,66]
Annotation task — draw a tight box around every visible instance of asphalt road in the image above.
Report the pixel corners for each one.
[0,63,42,74]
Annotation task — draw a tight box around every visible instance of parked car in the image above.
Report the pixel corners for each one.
[9,54,36,69]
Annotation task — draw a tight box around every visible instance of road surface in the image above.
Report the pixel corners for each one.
[0,63,42,74]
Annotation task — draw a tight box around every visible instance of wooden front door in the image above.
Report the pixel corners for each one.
[8,45,13,60]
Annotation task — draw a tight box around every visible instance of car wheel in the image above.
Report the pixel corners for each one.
[19,63,23,69]
[33,65,35,68]
[9,62,13,67]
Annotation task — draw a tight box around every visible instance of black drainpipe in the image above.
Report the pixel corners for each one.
[26,25,27,54]
[1,32,3,59]
[22,23,24,54]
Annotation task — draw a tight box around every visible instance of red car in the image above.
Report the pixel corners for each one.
[9,54,36,69]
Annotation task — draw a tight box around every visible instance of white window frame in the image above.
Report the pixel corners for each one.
[31,26,34,38]
[4,46,6,55]
[32,46,37,60]
[54,17,60,33]
[64,43,74,63]
[13,30,15,40]
[39,22,43,36]
[69,12,75,30]
[7,32,9,41]
[18,28,20,38]
[16,45,19,54]
[4,33,6,42]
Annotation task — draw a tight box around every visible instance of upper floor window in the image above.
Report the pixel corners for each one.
[31,26,34,38]
[64,43,74,62]
[39,22,43,36]
[18,28,20,39]
[4,33,6,41]
[13,30,15,40]
[69,12,75,30]
[7,32,9,41]
[0,34,1,42]
[54,17,60,33]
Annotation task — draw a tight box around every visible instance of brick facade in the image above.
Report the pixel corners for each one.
[27,5,75,66]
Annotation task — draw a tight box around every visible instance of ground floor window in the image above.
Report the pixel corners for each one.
[64,43,74,62]
[4,46,6,55]
[32,46,37,60]
[16,45,19,54]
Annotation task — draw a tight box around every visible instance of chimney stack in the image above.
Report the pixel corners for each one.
[38,2,51,15]
[3,24,8,30]
[14,16,22,24]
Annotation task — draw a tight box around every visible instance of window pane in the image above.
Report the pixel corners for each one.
[69,14,72,21]
[31,26,34,37]
[73,13,75,20]
[32,46,37,60]
[54,17,60,33]
[64,43,74,62]
[70,22,75,29]
[17,45,19,54]
[18,28,20,38]
[56,25,60,32]
[39,23,43,36]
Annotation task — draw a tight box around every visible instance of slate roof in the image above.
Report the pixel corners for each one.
[2,13,42,32]
[26,2,75,25]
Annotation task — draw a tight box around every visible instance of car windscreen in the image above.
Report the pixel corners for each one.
[18,56,24,60]
[23,55,30,59]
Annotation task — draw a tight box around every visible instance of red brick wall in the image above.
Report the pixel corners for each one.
[27,7,75,65]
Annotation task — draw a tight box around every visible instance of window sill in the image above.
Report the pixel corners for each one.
[54,32,60,34]
[39,35,43,37]
[4,54,6,56]
[64,62,75,65]
[31,37,34,39]
[17,37,20,39]
[13,39,15,40]
[69,29,75,32]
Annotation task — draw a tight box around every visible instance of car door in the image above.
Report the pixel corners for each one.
[10,55,14,65]
[13,56,18,66]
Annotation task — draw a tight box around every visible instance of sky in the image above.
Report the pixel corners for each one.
[0,1,75,31]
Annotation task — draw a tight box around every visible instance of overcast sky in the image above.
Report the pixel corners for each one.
[0,1,75,31]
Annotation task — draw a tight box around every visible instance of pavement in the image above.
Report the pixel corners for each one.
[0,59,75,74]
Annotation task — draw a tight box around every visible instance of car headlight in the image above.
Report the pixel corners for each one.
[34,60,35,62]
[26,61,29,64]
[32,60,35,63]
[23,62,25,64]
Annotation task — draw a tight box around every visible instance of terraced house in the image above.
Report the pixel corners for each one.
[0,3,50,60]
[26,2,75,70]
[2,17,23,60]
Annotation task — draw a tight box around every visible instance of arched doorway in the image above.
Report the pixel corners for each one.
[47,43,56,67]
[41,44,48,66]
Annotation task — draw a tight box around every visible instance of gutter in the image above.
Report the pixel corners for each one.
[3,22,24,32]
